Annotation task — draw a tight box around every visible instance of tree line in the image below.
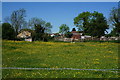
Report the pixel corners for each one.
[2,7,120,41]
[59,7,120,38]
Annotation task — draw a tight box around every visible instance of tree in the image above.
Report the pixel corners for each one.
[32,24,45,41]
[45,22,52,33]
[74,11,91,32]
[0,22,2,39]
[11,9,26,35]
[28,17,45,30]
[109,7,120,36]
[59,24,69,35]
[2,23,15,40]
[29,17,52,41]
[88,11,109,37]
[28,17,52,33]
[65,31,73,38]
[72,28,76,31]
[74,11,108,37]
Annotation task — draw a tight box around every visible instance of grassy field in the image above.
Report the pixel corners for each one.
[2,40,119,78]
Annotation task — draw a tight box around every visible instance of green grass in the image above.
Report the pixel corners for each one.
[2,40,119,78]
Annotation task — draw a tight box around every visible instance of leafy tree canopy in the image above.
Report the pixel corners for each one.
[28,17,52,33]
[59,24,69,35]
[74,11,109,37]
[2,23,15,40]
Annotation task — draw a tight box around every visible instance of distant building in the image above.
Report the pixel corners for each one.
[71,31,83,40]
[17,30,32,42]
[50,34,55,37]
[17,31,31,38]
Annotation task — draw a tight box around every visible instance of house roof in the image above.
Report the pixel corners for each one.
[19,29,34,33]
[17,31,31,38]
[71,31,78,33]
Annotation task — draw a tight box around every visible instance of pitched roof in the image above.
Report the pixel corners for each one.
[17,31,31,38]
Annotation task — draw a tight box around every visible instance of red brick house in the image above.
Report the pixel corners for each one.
[71,31,82,40]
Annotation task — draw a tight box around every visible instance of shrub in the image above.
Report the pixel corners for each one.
[2,23,15,40]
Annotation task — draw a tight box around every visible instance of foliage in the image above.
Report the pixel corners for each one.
[89,11,109,37]
[74,11,91,31]
[2,41,119,78]
[32,24,51,42]
[65,31,73,38]
[74,11,109,37]
[109,7,120,36]
[28,17,52,33]
[109,28,119,37]
[104,33,112,37]
[28,17,45,29]
[32,24,45,41]
[2,23,15,40]
[0,22,2,39]
[44,22,52,33]
[72,28,76,31]
[59,24,69,35]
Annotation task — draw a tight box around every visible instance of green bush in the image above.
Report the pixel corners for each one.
[2,23,15,40]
